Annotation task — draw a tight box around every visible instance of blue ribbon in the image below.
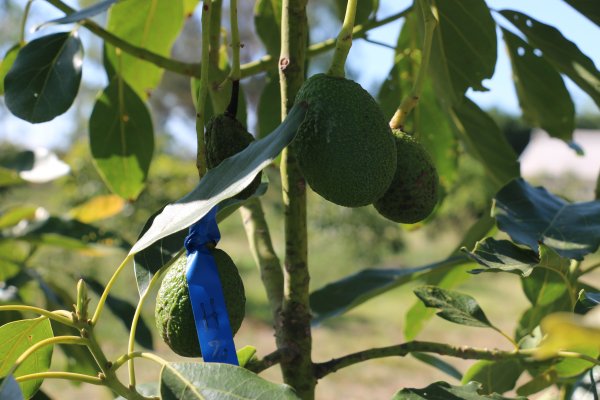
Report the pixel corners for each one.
[184,206,239,365]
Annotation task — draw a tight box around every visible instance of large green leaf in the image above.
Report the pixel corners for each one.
[4,32,83,123]
[450,98,520,189]
[461,360,524,395]
[0,318,53,398]
[564,0,600,26]
[254,0,282,58]
[501,10,600,109]
[465,238,540,277]
[0,375,23,400]
[309,256,468,323]
[257,73,282,138]
[160,362,299,400]
[413,286,494,328]
[392,381,526,400]
[378,12,458,190]
[89,78,154,200]
[493,178,600,260]
[502,28,575,142]
[427,0,497,105]
[84,277,153,349]
[38,0,117,28]
[516,251,573,340]
[0,44,20,95]
[130,102,307,255]
[133,182,267,296]
[104,0,184,98]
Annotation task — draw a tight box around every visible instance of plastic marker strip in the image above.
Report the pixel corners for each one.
[185,206,239,365]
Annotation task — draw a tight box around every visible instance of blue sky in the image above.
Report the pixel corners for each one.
[1,0,598,150]
[353,0,600,113]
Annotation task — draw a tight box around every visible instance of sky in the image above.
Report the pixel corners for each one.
[0,0,599,150]
[351,0,600,113]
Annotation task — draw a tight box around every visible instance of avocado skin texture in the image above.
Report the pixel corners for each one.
[154,249,246,358]
[205,113,261,200]
[293,74,397,207]
[373,129,439,224]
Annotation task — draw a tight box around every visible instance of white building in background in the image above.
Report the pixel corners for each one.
[520,129,600,189]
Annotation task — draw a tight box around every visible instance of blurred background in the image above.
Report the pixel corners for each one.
[0,0,599,398]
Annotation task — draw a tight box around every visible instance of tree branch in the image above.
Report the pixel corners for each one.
[313,340,528,379]
[44,0,411,80]
[240,198,283,317]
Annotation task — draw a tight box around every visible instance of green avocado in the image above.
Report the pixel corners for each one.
[154,249,246,358]
[373,129,439,224]
[293,74,397,207]
[205,113,261,200]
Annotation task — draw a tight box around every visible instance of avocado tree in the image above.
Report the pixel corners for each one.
[1,0,600,399]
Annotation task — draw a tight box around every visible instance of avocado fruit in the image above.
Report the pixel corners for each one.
[154,249,245,358]
[293,73,397,207]
[205,113,261,200]
[373,129,439,224]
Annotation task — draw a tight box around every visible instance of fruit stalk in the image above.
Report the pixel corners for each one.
[278,0,315,398]
[389,0,437,130]
[327,0,357,78]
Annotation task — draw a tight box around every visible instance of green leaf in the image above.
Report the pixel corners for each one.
[334,0,378,25]
[493,178,600,260]
[4,32,83,123]
[0,318,53,398]
[104,0,184,98]
[6,215,127,251]
[450,98,520,189]
[404,215,496,340]
[184,0,198,16]
[236,345,257,368]
[84,277,153,349]
[310,256,468,323]
[0,206,37,230]
[426,0,497,105]
[464,238,540,277]
[254,0,282,58]
[130,102,307,255]
[133,181,267,296]
[404,263,475,340]
[0,375,23,400]
[411,352,462,381]
[416,79,459,189]
[501,10,600,109]
[0,148,70,184]
[536,310,600,359]
[37,0,117,28]
[413,286,494,328]
[502,28,575,142]
[0,44,20,95]
[89,78,154,200]
[0,168,24,187]
[392,381,527,399]
[564,0,600,26]
[160,362,300,400]
[461,360,524,395]
[257,73,282,138]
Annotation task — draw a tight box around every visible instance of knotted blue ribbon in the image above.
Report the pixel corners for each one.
[184,206,238,365]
